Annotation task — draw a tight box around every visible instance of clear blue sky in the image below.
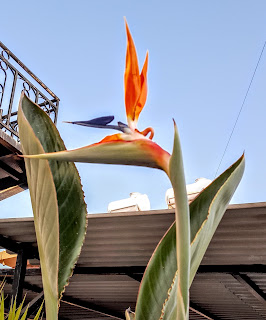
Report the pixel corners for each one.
[1,0,266,217]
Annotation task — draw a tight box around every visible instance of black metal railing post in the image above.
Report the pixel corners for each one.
[11,249,27,305]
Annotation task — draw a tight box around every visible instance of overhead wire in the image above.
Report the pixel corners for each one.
[214,41,266,178]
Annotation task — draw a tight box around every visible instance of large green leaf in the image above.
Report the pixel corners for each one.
[135,154,245,320]
[18,93,87,320]
[168,123,190,320]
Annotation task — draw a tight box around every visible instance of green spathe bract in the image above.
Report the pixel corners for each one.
[20,133,170,171]
[135,154,245,320]
[18,93,87,320]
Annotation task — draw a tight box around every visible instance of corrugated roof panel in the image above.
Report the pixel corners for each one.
[0,203,266,319]
[190,273,266,320]
[248,273,266,292]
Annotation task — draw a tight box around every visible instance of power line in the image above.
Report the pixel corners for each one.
[214,41,266,178]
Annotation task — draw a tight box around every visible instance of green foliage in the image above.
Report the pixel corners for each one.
[18,94,87,320]
[0,281,43,320]
[135,154,245,320]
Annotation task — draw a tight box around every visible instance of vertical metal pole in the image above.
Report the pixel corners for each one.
[11,249,27,305]
[35,89,39,104]
[6,70,17,126]
[54,99,59,124]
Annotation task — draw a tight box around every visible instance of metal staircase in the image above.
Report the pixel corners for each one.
[0,41,60,200]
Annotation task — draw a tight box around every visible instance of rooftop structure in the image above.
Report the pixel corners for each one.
[0,202,265,319]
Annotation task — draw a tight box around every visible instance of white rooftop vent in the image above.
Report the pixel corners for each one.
[166,178,212,209]
[108,192,151,213]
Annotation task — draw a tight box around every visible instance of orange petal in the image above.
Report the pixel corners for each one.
[138,125,154,140]
[124,19,141,124]
[134,51,148,123]
[99,133,124,144]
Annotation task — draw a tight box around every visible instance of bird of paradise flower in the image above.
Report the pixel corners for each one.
[18,18,230,320]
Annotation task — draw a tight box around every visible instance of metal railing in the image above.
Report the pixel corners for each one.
[0,41,60,140]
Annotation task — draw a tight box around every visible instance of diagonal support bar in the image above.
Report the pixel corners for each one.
[233,273,266,305]
[0,159,26,182]
[61,296,124,320]
[190,302,222,320]
[20,291,44,319]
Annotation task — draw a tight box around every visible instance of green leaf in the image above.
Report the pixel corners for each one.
[0,295,4,320]
[168,123,190,320]
[19,307,29,320]
[135,154,245,320]
[18,93,87,319]
[33,301,44,320]
[7,297,16,320]
[14,296,26,320]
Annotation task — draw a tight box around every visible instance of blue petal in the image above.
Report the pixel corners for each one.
[71,116,114,126]
[65,116,129,133]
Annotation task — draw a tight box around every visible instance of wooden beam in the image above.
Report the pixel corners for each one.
[197,264,266,274]
[0,234,39,258]
[1,264,266,277]
[74,266,146,275]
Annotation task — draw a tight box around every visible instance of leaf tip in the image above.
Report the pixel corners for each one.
[172,118,176,127]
